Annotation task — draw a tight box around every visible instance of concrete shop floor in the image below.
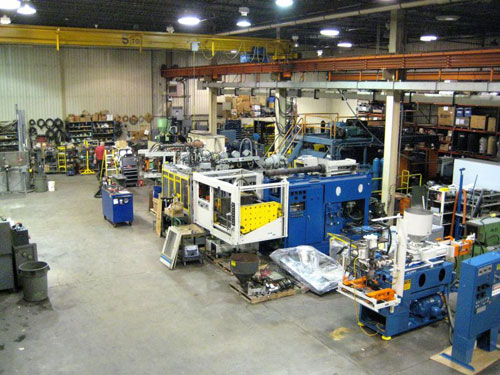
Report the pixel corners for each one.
[0,175,498,375]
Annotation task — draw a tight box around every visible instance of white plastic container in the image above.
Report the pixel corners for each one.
[48,181,56,192]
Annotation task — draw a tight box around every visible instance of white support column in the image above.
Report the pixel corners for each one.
[388,9,405,54]
[275,88,287,153]
[381,91,401,216]
[208,87,218,135]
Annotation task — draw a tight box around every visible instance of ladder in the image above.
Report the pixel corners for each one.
[57,146,67,173]
[102,149,117,179]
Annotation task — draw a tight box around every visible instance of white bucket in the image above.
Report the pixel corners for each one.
[48,181,56,192]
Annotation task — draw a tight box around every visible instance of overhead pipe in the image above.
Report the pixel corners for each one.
[264,165,325,177]
[218,0,467,36]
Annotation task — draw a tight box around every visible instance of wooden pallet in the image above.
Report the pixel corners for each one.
[229,281,307,304]
[203,252,234,275]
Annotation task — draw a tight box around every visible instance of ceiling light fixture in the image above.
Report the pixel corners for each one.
[230,49,238,54]
[0,14,10,24]
[292,35,299,47]
[236,6,251,27]
[275,0,293,7]
[320,28,340,37]
[435,15,460,21]
[337,41,352,48]
[17,0,35,14]
[178,14,201,26]
[420,34,438,42]
[317,49,323,57]
[0,0,19,10]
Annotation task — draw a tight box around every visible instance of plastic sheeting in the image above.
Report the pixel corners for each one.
[270,246,344,295]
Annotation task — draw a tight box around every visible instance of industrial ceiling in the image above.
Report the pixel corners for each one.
[2,0,500,52]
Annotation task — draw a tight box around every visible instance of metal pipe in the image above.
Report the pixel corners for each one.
[218,0,466,36]
[264,165,325,177]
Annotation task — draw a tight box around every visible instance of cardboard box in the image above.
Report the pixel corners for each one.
[487,117,497,132]
[115,140,128,149]
[455,117,470,128]
[92,113,100,122]
[470,115,487,130]
[439,144,450,152]
[438,106,455,126]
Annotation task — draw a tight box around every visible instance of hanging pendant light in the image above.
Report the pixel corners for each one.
[0,0,20,10]
[17,0,36,15]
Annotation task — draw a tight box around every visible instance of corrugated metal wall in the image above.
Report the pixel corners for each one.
[62,48,152,118]
[0,45,62,121]
[0,45,154,122]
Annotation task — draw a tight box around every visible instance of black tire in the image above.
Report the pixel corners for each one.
[54,118,64,127]
[29,119,36,126]
[45,129,55,139]
[45,118,55,129]
[37,118,46,128]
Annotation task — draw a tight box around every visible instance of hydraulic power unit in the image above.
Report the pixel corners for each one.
[101,185,134,227]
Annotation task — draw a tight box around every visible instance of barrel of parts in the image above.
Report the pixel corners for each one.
[19,261,50,302]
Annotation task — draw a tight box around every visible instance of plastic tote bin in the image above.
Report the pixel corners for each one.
[19,261,50,302]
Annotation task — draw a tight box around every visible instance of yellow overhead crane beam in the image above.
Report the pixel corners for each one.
[0,24,290,55]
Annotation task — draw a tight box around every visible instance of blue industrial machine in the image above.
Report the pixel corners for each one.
[442,251,500,371]
[338,208,475,339]
[359,262,454,338]
[264,157,372,254]
[101,185,134,227]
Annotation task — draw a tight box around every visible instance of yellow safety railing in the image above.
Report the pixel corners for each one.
[371,170,423,195]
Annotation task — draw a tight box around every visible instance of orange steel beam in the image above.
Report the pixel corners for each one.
[161,48,500,79]
[328,71,500,81]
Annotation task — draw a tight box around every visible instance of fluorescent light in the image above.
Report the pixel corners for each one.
[320,28,339,37]
[178,15,200,26]
[276,0,293,7]
[420,34,438,42]
[236,16,251,27]
[0,14,10,24]
[317,49,323,56]
[230,50,238,54]
[0,0,19,10]
[337,41,352,48]
[436,15,460,21]
[17,0,35,14]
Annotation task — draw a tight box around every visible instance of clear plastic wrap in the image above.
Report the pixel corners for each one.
[270,246,344,295]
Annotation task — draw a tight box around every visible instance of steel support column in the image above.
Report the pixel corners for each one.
[382,91,402,216]
[208,88,218,135]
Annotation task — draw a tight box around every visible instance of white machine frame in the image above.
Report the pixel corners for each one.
[193,169,289,246]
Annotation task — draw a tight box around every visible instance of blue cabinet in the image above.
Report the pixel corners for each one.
[101,187,134,226]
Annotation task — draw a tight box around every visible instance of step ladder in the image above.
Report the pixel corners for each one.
[101,149,117,180]
[57,146,67,173]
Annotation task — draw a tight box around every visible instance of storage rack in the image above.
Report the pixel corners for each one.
[65,121,118,144]
[403,103,500,161]
[0,121,19,152]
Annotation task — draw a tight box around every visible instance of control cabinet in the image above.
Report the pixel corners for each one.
[446,251,500,370]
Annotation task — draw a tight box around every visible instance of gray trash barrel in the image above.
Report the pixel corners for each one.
[34,175,48,192]
[19,261,50,302]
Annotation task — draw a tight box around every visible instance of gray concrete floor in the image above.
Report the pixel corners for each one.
[0,175,498,375]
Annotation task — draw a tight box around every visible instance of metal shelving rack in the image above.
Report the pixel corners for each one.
[65,120,118,144]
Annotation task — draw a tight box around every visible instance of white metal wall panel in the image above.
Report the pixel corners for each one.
[0,45,62,121]
[62,48,152,117]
